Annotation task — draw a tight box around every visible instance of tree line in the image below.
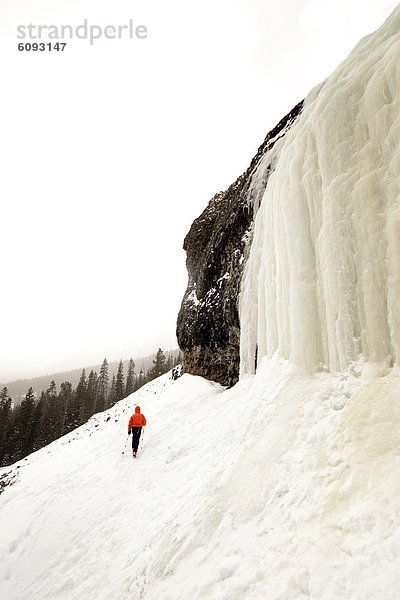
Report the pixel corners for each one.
[0,349,181,467]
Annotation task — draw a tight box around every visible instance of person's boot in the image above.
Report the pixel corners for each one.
[132,450,137,458]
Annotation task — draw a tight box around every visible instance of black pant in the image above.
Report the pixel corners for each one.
[131,427,142,452]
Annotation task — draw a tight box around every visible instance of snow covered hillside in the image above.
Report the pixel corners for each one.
[1,363,400,600]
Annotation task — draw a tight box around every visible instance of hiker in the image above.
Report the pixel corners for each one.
[128,405,146,458]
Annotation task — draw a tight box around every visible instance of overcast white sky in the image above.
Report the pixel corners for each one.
[0,0,398,382]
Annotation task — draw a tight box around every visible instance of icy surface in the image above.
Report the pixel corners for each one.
[1,363,400,599]
[240,5,400,376]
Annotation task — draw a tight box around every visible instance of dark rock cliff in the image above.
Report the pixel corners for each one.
[176,100,304,387]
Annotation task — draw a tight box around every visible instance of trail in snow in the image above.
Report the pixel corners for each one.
[1,362,400,600]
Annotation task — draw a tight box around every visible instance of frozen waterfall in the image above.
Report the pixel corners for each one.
[240,5,400,376]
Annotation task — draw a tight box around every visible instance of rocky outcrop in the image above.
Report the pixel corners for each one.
[177,100,304,386]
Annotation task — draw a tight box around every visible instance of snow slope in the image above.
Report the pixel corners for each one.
[1,362,400,600]
[240,4,400,376]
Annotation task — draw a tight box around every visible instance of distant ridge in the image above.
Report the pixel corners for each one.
[2,349,180,404]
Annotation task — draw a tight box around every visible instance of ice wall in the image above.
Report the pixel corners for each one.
[240,6,400,376]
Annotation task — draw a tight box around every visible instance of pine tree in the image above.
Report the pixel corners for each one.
[108,374,116,408]
[147,348,167,381]
[83,370,98,420]
[0,388,12,465]
[43,380,60,441]
[32,391,47,450]
[5,405,21,464]
[125,358,135,397]
[1,387,9,403]
[96,359,109,412]
[47,380,57,398]
[115,360,125,403]
[76,369,88,426]
[64,388,80,434]
[17,387,36,456]
[58,382,73,435]
[135,368,146,391]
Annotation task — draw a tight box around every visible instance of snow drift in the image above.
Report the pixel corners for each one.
[240,5,400,376]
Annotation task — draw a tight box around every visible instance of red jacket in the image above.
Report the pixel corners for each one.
[128,406,146,431]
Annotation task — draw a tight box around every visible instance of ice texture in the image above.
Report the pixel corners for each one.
[240,5,400,376]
